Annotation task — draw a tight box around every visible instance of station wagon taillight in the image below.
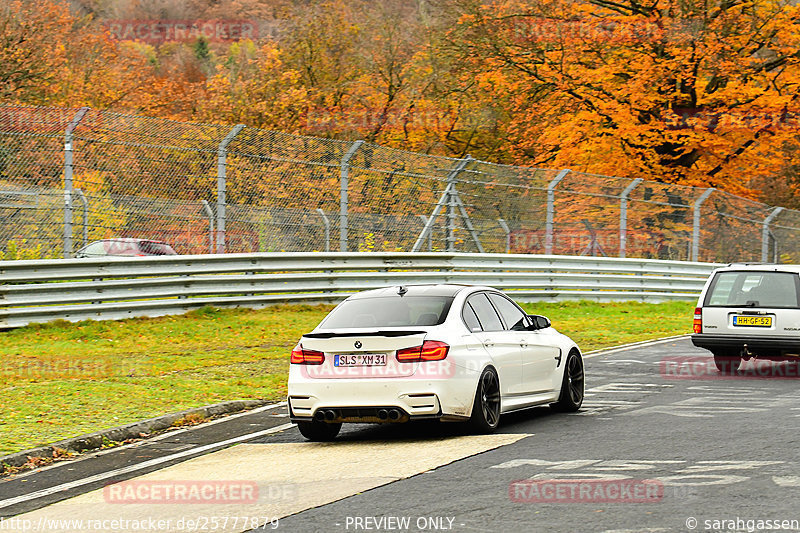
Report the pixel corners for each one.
[693,307,702,334]
[396,340,449,362]
[290,343,325,365]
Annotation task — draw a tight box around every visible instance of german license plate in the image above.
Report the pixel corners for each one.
[334,353,387,367]
[732,315,772,327]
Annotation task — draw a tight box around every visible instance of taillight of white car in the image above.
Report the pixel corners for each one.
[395,340,449,362]
[290,343,325,365]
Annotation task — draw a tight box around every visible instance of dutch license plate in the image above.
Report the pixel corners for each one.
[334,353,387,367]
[732,315,773,327]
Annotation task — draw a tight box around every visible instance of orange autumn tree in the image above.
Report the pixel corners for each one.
[1,0,204,117]
[451,0,800,197]
[200,1,502,156]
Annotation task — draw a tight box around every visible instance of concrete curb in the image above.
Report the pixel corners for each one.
[583,334,691,358]
[0,399,270,474]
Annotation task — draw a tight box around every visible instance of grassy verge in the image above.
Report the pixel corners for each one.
[0,300,694,455]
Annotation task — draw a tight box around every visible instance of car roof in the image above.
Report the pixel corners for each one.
[345,284,491,300]
[95,238,166,244]
[714,264,800,274]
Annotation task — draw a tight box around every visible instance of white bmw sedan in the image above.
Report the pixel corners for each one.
[287,284,584,441]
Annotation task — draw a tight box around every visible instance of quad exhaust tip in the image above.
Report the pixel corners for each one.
[378,408,401,421]
[316,408,402,422]
[314,409,338,422]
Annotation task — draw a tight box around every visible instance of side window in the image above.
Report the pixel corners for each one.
[488,293,527,331]
[462,303,482,332]
[81,242,106,256]
[467,293,504,332]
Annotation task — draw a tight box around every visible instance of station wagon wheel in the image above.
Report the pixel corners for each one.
[552,350,584,412]
[297,420,342,441]
[713,350,742,374]
[469,367,501,433]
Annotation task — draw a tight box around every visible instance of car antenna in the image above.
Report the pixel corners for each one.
[397,285,408,296]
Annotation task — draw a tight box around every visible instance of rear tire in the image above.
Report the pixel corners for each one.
[713,351,742,374]
[468,367,501,433]
[552,350,584,412]
[297,420,342,441]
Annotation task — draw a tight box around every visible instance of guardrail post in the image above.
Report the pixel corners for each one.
[619,178,643,258]
[497,218,511,253]
[340,140,364,252]
[63,107,89,258]
[200,200,215,254]
[762,207,784,262]
[74,189,89,248]
[216,124,245,254]
[545,169,570,255]
[692,188,714,262]
[316,208,331,252]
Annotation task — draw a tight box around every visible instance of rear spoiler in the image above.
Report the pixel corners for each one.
[302,330,427,339]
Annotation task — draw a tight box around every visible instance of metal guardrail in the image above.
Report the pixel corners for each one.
[0,253,717,329]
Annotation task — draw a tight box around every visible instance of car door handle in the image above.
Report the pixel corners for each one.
[484,342,494,348]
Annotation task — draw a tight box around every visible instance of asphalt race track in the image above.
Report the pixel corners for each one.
[2,337,800,533]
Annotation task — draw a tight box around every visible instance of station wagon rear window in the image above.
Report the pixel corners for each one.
[705,271,800,308]
[319,296,454,329]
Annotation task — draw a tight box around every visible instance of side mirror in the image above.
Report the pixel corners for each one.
[527,315,551,330]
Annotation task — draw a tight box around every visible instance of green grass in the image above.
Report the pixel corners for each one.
[520,300,695,352]
[0,300,694,455]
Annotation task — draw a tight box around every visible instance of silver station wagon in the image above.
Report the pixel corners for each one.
[692,264,800,372]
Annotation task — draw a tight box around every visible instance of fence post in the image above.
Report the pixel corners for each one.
[762,207,784,262]
[216,124,245,254]
[413,184,452,252]
[446,157,472,252]
[417,215,432,251]
[201,200,215,254]
[497,218,511,253]
[692,188,715,262]
[340,140,364,252]
[74,188,89,248]
[63,107,89,258]
[412,157,475,252]
[545,169,570,255]
[447,169,456,252]
[619,178,643,258]
[316,208,331,252]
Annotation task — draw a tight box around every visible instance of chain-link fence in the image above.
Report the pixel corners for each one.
[1,104,798,262]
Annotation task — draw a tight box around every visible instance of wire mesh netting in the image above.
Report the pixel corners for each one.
[2,104,800,262]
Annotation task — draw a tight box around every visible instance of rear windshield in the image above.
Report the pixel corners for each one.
[319,296,454,329]
[705,271,800,308]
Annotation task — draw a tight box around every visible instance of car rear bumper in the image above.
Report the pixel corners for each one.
[692,334,800,355]
[287,374,475,423]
